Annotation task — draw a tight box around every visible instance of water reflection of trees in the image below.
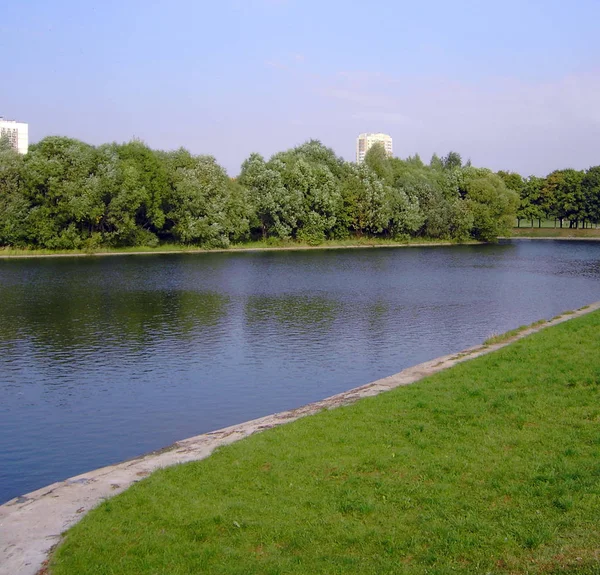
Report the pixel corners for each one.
[244,295,340,337]
[0,286,230,357]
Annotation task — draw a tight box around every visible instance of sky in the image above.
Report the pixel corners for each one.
[2,0,600,176]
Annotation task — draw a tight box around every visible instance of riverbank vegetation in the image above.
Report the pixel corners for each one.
[0,137,519,250]
[0,236,478,258]
[50,310,600,574]
[3,135,598,251]
[501,168,600,230]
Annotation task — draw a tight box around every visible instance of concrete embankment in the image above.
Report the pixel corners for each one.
[1,302,599,575]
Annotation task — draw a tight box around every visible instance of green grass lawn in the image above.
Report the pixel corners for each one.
[510,227,600,239]
[50,312,600,575]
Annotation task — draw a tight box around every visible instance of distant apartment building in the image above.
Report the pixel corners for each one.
[0,118,29,154]
[356,132,392,164]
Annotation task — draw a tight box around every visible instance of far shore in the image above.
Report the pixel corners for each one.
[1,231,600,260]
[0,239,479,259]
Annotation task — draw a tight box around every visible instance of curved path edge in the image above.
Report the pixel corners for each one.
[2,302,599,575]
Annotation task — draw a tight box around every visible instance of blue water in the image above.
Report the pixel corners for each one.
[0,240,599,503]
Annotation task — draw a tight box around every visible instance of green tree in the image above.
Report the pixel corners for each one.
[250,141,346,243]
[224,179,253,243]
[365,142,393,184]
[341,164,391,235]
[387,186,423,238]
[167,156,237,246]
[0,141,29,245]
[285,159,341,244]
[238,154,303,239]
[389,154,471,240]
[581,166,600,225]
[287,140,346,179]
[545,169,585,228]
[460,168,518,241]
[442,151,462,171]
[22,137,100,248]
[497,171,524,194]
[116,140,169,236]
[89,145,157,247]
[429,153,443,170]
[517,176,548,227]
[0,132,14,153]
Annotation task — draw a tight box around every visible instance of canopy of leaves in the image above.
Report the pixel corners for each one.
[9,135,597,250]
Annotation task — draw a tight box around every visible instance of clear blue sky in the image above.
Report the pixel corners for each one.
[3,0,600,175]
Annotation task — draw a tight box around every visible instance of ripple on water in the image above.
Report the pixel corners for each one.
[0,240,599,503]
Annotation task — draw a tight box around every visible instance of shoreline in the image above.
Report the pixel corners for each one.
[1,235,600,260]
[1,301,599,575]
[0,241,477,259]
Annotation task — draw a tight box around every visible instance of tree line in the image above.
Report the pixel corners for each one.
[498,169,600,228]
[0,134,595,250]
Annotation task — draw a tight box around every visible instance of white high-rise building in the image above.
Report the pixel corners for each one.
[0,118,29,154]
[356,132,393,164]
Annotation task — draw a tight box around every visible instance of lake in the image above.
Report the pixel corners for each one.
[1,240,599,503]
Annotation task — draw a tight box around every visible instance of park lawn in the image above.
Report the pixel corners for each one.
[50,311,600,575]
[510,227,600,239]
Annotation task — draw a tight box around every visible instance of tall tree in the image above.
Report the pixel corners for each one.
[460,168,518,241]
[581,166,600,225]
[429,153,443,170]
[0,133,14,153]
[0,141,29,245]
[116,140,169,237]
[341,164,391,235]
[165,155,234,246]
[442,151,462,171]
[238,154,303,239]
[365,142,393,184]
[545,169,585,228]
[22,137,100,248]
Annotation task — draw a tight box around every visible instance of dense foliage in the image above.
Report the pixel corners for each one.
[498,167,600,228]
[2,134,593,249]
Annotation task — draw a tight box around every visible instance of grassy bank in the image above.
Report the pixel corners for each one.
[50,311,600,575]
[0,237,477,258]
[510,227,600,239]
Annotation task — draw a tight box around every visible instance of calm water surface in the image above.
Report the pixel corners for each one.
[1,240,599,503]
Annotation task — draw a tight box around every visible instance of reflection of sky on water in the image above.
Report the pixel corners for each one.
[0,240,599,503]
